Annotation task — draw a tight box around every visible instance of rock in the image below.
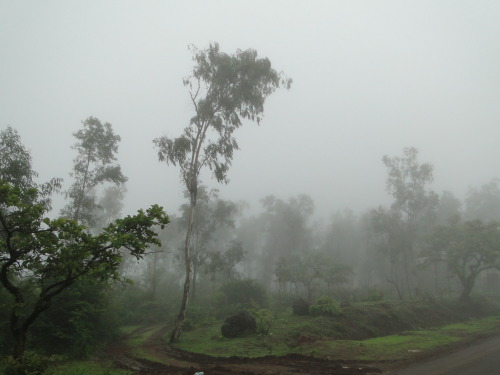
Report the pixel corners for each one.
[221,311,256,338]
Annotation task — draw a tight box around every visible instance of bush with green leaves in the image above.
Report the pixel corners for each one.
[186,304,216,327]
[1,352,58,375]
[364,288,384,302]
[220,279,268,308]
[251,309,274,335]
[309,296,342,317]
[30,278,119,358]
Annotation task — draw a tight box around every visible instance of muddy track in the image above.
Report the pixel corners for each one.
[108,325,384,375]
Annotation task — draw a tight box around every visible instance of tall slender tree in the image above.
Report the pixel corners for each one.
[62,117,126,227]
[380,147,438,297]
[154,43,291,342]
[177,186,238,299]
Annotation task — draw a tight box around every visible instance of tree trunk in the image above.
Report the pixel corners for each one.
[12,328,27,359]
[169,195,195,343]
[192,259,198,300]
[459,275,476,302]
[151,251,158,300]
[191,233,200,300]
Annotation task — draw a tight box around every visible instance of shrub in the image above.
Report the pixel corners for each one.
[30,278,121,358]
[309,296,342,317]
[251,309,274,335]
[364,288,384,302]
[183,304,216,330]
[2,352,58,375]
[292,298,310,315]
[220,280,268,308]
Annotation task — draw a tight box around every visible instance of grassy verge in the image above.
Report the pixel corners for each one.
[125,326,157,347]
[174,314,500,362]
[49,360,132,375]
[119,325,141,336]
[311,315,500,361]
[124,324,173,365]
[0,359,132,375]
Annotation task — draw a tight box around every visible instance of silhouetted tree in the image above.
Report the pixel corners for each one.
[379,147,438,297]
[464,179,500,222]
[62,117,126,227]
[425,220,500,301]
[154,43,291,342]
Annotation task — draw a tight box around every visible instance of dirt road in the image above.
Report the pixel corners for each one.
[386,334,500,375]
[111,326,500,375]
[110,325,384,374]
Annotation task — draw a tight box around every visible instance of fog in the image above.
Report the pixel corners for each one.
[1,1,499,219]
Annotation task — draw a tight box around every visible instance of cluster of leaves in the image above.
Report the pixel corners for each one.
[275,252,352,300]
[220,279,268,308]
[425,219,500,301]
[251,309,274,336]
[61,117,127,226]
[30,278,119,358]
[1,351,58,375]
[154,42,291,188]
[309,296,342,317]
[0,181,169,358]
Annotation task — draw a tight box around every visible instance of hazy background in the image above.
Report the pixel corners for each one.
[1,0,499,219]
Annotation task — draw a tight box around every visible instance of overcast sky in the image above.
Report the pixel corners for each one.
[1,1,499,219]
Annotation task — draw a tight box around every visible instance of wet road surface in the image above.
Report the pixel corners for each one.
[388,335,500,375]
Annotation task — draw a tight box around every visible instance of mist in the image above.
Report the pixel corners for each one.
[1,1,499,220]
[1,1,500,370]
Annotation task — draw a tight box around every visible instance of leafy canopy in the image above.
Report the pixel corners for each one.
[62,117,127,226]
[0,180,169,357]
[154,42,292,190]
[382,147,437,216]
[1,182,169,285]
[0,127,61,208]
[425,219,500,300]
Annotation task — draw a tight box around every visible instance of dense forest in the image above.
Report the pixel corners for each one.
[1,43,500,375]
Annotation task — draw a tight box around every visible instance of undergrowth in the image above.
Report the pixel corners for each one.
[173,297,500,360]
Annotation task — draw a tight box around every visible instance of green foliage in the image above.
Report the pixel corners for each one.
[153,42,290,343]
[309,296,342,317]
[0,181,169,358]
[382,147,436,215]
[0,127,61,209]
[62,116,127,226]
[262,195,316,289]
[173,298,500,360]
[0,282,15,351]
[364,288,385,302]
[30,279,119,358]
[465,179,500,222]
[186,304,215,326]
[45,360,131,375]
[206,239,245,284]
[352,288,385,302]
[251,309,274,335]
[107,282,177,326]
[425,219,500,301]
[154,42,291,188]
[0,127,37,191]
[220,279,268,308]
[374,147,438,299]
[1,352,58,375]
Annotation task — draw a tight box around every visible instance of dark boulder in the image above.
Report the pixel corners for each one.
[221,311,256,338]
